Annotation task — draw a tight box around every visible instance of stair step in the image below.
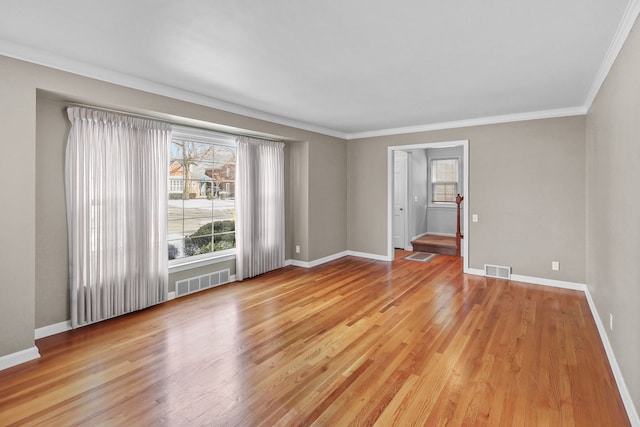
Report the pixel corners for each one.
[411,234,458,256]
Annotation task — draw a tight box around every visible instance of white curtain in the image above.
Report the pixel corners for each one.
[236,137,285,280]
[65,107,170,327]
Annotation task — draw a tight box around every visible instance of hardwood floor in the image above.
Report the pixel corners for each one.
[0,253,629,426]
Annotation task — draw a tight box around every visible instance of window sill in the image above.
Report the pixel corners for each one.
[168,251,236,273]
[428,203,458,209]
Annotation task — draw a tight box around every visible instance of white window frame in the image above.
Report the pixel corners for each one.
[168,126,237,271]
[429,157,460,207]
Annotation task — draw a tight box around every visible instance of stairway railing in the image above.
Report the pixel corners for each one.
[456,193,464,257]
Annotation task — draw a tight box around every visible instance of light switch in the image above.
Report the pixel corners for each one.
[472,214,478,222]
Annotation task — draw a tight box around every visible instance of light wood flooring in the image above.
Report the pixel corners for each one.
[0,252,630,426]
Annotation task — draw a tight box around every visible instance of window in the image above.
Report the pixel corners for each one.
[168,127,236,262]
[431,158,459,203]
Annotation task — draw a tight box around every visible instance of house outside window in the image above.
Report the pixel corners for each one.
[168,127,236,262]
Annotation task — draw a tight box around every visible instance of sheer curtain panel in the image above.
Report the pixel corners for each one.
[236,137,285,280]
[65,107,170,327]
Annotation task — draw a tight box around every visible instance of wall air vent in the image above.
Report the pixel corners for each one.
[484,264,511,279]
[175,268,231,298]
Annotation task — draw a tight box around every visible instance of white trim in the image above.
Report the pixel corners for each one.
[387,140,469,272]
[0,346,40,371]
[0,40,595,142]
[168,291,176,300]
[286,251,350,268]
[411,231,430,241]
[35,321,72,339]
[465,268,587,291]
[285,250,391,269]
[308,251,349,267]
[168,253,236,273]
[466,267,486,276]
[348,107,586,139]
[584,287,640,426]
[427,205,459,211]
[287,259,311,268]
[5,1,640,144]
[346,250,392,262]
[421,232,456,237]
[509,274,586,291]
[171,125,236,146]
[0,40,346,139]
[584,0,640,110]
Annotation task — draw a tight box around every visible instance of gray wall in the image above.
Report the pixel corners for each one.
[347,116,586,283]
[35,97,71,328]
[586,14,640,414]
[289,141,310,261]
[308,139,347,260]
[0,54,347,357]
[0,60,36,356]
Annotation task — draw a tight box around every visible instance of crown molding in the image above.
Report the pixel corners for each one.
[0,40,347,139]
[584,0,640,110]
[345,106,587,140]
[3,12,635,143]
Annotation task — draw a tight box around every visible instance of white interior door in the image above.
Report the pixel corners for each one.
[393,151,408,249]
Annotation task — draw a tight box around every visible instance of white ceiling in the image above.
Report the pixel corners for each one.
[0,0,637,138]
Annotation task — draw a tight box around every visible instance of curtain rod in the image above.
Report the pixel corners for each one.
[67,102,283,142]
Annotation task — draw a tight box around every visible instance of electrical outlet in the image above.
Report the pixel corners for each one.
[295,245,301,254]
[551,261,560,271]
[609,313,613,331]
[472,214,478,223]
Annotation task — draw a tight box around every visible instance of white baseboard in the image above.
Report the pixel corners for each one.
[424,232,456,237]
[346,250,392,262]
[308,251,348,267]
[466,267,486,276]
[286,259,311,268]
[286,251,350,268]
[285,250,392,269]
[0,346,40,371]
[411,231,430,241]
[465,268,586,291]
[510,274,586,291]
[584,288,640,426]
[35,321,72,339]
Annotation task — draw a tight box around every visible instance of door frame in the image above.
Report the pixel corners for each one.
[386,140,470,273]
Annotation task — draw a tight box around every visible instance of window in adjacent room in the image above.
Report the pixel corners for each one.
[431,158,459,203]
[168,127,236,263]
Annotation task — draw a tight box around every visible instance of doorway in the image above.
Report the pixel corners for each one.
[387,140,470,273]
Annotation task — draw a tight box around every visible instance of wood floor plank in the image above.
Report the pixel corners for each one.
[0,252,630,426]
